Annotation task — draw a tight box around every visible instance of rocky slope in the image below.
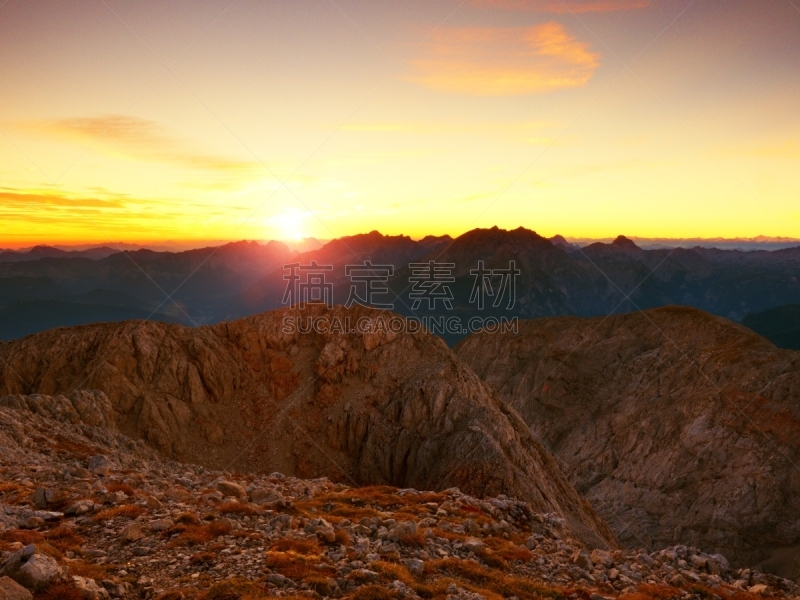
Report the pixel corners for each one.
[1,390,796,600]
[456,306,800,578]
[0,306,613,549]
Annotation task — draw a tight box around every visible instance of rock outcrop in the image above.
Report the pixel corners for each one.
[456,306,800,578]
[1,392,795,600]
[0,305,615,548]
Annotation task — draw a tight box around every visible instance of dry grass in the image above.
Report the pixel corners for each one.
[190,551,216,565]
[2,528,44,545]
[306,575,335,596]
[219,501,260,516]
[335,528,353,546]
[0,482,33,506]
[170,519,234,547]
[170,524,214,547]
[483,536,532,563]
[44,525,84,555]
[200,578,270,600]
[348,584,395,600]
[50,435,100,459]
[620,584,684,600]
[106,482,136,496]
[264,548,334,580]
[155,592,193,600]
[399,531,426,548]
[68,559,112,580]
[371,561,416,586]
[94,504,145,521]
[428,557,562,600]
[34,581,86,600]
[270,537,322,556]
[177,512,202,525]
[208,519,233,537]
[295,486,447,521]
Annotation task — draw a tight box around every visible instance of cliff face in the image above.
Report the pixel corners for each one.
[456,306,800,577]
[0,305,615,549]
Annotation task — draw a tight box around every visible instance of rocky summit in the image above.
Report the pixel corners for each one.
[0,305,613,549]
[1,385,797,600]
[456,306,800,578]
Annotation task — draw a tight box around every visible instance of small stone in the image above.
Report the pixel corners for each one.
[216,481,246,499]
[87,456,108,471]
[689,554,707,569]
[590,549,614,569]
[267,573,287,586]
[405,558,425,576]
[464,538,486,553]
[21,517,43,530]
[748,584,768,594]
[316,522,336,544]
[708,554,730,575]
[120,523,144,543]
[149,519,172,532]
[30,488,55,510]
[250,488,286,507]
[572,550,591,569]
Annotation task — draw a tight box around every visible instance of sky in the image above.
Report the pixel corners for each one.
[1,0,799,247]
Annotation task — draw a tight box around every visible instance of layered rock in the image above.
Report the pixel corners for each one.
[456,306,800,578]
[0,305,615,548]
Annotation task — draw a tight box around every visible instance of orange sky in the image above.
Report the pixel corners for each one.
[1,0,799,247]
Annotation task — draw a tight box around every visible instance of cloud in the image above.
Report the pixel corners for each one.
[407,23,600,95]
[471,0,649,13]
[15,115,259,174]
[0,188,128,209]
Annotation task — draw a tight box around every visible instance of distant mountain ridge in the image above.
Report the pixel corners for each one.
[1,228,800,342]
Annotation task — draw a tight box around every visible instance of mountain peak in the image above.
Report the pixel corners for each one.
[612,235,639,249]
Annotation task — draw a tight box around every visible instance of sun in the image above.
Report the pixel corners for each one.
[271,210,307,241]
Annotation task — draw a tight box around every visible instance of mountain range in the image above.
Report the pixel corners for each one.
[2,228,800,344]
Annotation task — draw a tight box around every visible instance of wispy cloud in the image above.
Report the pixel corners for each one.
[0,187,128,209]
[14,115,259,174]
[407,23,600,95]
[471,0,649,13]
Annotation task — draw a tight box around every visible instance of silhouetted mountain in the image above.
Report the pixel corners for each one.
[1,229,800,342]
[0,244,120,261]
[743,304,800,350]
[239,231,452,314]
[0,275,67,307]
[0,240,292,324]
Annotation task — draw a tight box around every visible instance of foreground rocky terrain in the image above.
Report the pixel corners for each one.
[0,305,613,548]
[456,307,800,578]
[2,390,797,600]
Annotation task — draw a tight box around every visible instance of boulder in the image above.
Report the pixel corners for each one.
[71,576,110,600]
[0,576,33,600]
[16,554,63,591]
